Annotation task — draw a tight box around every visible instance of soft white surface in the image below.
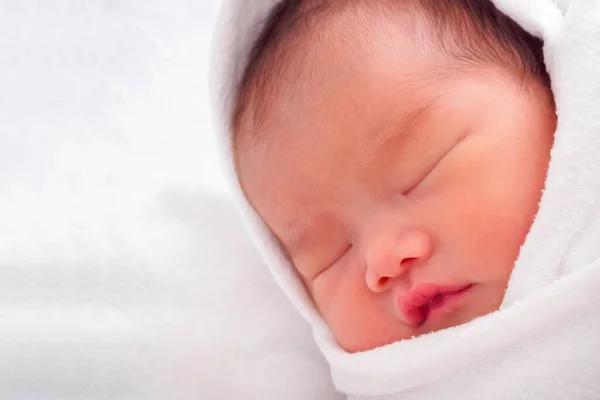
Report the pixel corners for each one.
[213,0,600,398]
[0,1,338,399]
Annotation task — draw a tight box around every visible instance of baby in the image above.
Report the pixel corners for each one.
[232,0,556,353]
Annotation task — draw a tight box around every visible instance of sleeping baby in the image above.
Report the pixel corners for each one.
[231,0,556,353]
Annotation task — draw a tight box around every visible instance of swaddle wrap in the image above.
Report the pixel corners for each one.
[210,0,600,398]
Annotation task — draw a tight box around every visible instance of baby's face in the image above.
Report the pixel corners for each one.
[237,26,555,353]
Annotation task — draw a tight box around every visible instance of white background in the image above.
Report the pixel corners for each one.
[0,1,339,399]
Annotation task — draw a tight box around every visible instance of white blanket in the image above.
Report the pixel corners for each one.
[211,0,600,398]
[1,1,339,398]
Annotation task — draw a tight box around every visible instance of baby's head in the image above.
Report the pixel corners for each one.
[233,0,556,353]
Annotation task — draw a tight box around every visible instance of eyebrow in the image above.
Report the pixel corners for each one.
[371,95,442,150]
[285,215,331,256]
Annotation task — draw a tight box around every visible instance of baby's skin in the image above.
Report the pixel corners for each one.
[236,9,556,353]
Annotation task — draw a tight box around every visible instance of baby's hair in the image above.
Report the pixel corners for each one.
[233,0,549,139]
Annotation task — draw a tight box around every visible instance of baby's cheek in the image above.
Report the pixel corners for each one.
[423,157,528,280]
[311,262,393,352]
[311,262,363,325]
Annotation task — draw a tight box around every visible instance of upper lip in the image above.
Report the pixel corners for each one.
[397,283,472,326]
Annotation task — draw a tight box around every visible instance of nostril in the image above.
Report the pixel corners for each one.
[378,277,390,287]
[400,257,418,267]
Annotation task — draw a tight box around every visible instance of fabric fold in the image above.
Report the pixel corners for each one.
[211,0,600,397]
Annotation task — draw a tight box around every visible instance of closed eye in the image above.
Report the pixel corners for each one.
[312,244,353,280]
[404,132,468,195]
[403,157,442,195]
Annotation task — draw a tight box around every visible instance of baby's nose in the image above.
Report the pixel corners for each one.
[364,229,434,293]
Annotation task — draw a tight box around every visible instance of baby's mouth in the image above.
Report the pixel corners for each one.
[398,284,473,326]
[417,292,452,325]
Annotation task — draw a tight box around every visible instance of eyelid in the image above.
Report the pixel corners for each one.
[313,244,353,280]
[403,160,438,195]
[404,132,468,195]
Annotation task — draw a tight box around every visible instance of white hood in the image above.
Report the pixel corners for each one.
[210,0,600,397]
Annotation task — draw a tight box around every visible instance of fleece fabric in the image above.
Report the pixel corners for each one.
[211,0,600,398]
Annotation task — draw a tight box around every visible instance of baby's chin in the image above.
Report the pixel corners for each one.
[331,284,504,353]
[335,319,457,354]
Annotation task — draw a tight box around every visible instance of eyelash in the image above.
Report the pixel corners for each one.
[314,244,352,279]
[402,169,431,196]
[330,244,352,267]
[403,133,466,195]
[399,156,438,196]
[403,178,424,196]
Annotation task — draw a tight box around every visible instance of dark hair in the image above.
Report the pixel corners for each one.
[233,0,549,136]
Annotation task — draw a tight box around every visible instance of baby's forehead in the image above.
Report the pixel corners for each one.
[234,12,448,148]
[234,2,436,133]
[234,0,547,142]
[236,58,444,183]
